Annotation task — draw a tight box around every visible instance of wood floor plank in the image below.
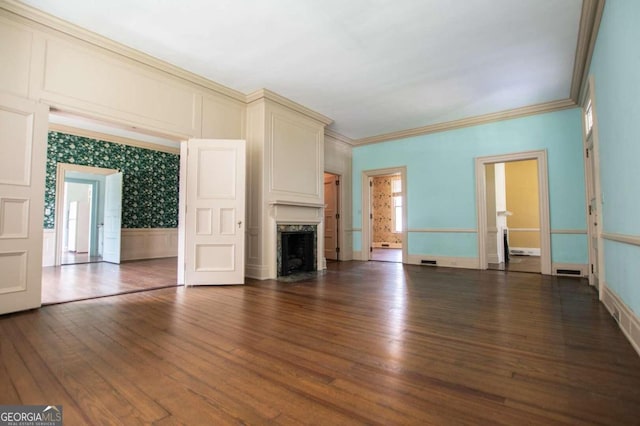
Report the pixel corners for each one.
[1,260,639,424]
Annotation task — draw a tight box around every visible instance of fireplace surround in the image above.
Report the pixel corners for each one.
[277,224,317,277]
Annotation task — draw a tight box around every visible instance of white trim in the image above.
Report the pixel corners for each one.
[353,100,575,146]
[551,229,588,234]
[49,123,180,154]
[406,254,479,270]
[476,150,551,275]
[352,250,363,261]
[361,167,407,263]
[54,163,119,266]
[42,229,55,267]
[324,129,353,145]
[408,228,477,233]
[552,263,588,277]
[247,89,332,126]
[602,232,640,247]
[602,283,640,357]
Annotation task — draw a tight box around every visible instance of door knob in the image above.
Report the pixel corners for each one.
[238,221,242,228]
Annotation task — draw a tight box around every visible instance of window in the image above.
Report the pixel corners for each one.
[392,177,402,233]
[585,99,594,136]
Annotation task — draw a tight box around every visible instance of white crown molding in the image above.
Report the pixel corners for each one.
[324,129,354,145]
[353,99,576,146]
[572,0,606,104]
[49,123,180,154]
[246,89,333,126]
[0,0,246,103]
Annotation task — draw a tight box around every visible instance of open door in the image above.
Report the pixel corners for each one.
[103,172,122,264]
[0,94,48,314]
[183,139,246,285]
[324,173,339,260]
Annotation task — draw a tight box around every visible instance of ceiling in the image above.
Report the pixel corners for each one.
[19,0,585,142]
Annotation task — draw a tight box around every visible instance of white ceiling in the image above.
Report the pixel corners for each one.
[20,0,583,141]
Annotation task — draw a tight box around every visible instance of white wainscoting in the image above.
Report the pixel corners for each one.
[121,228,178,261]
[602,283,640,357]
[42,229,56,267]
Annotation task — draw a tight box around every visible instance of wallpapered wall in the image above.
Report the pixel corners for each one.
[372,176,403,244]
[44,131,179,229]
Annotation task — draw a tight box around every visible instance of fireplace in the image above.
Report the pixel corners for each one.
[277,224,317,277]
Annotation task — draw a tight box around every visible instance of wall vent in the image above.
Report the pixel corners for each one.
[421,260,437,266]
[556,269,582,277]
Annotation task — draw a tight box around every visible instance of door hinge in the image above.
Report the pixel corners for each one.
[370,213,373,219]
[586,148,589,158]
[336,247,340,253]
[591,264,594,273]
[369,180,373,187]
[370,247,373,253]
[588,205,592,215]
[336,213,340,219]
[336,180,340,186]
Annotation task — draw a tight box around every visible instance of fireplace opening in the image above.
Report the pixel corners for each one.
[280,231,315,276]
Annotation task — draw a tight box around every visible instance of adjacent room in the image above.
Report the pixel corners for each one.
[1,0,639,424]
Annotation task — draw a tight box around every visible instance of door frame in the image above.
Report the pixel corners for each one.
[580,75,604,294]
[361,166,407,263]
[63,177,99,259]
[54,163,118,266]
[476,150,551,275]
[323,171,341,262]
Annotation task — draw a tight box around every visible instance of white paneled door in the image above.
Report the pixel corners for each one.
[103,172,122,264]
[184,139,246,285]
[0,94,48,315]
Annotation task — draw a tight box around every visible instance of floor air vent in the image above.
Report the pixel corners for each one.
[556,269,581,276]
[421,260,437,266]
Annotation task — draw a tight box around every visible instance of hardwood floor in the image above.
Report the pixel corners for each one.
[4,261,640,424]
[371,247,402,262]
[489,255,541,273]
[42,258,178,305]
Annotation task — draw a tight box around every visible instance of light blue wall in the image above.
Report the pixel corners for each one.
[588,0,640,315]
[353,108,587,263]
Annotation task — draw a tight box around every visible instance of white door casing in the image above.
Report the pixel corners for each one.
[476,150,551,275]
[103,172,122,264]
[324,173,339,261]
[183,139,246,285]
[0,94,48,315]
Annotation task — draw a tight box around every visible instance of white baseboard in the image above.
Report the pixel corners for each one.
[246,263,270,280]
[602,283,640,357]
[42,229,56,267]
[407,254,479,269]
[121,228,178,261]
[372,242,403,248]
[552,263,588,277]
[487,253,500,264]
[352,250,363,261]
[509,247,541,256]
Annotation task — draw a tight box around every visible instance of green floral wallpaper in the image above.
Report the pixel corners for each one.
[44,131,179,229]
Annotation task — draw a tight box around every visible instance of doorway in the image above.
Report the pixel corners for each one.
[324,172,340,262]
[476,150,551,275]
[485,160,541,273]
[54,163,121,266]
[361,167,407,263]
[61,177,100,264]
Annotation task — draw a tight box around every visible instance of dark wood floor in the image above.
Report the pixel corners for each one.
[489,255,541,273]
[42,258,178,304]
[4,261,640,424]
[371,247,402,262]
